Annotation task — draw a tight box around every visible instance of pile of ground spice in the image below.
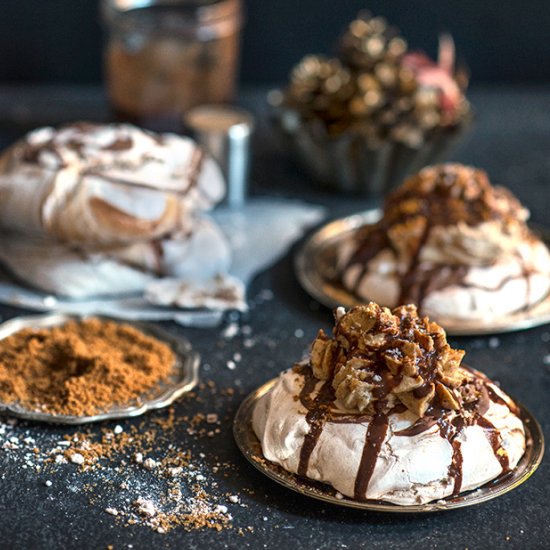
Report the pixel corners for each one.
[0,318,176,416]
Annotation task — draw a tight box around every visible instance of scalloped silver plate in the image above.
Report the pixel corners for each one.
[0,313,200,424]
[295,209,550,336]
[234,377,544,513]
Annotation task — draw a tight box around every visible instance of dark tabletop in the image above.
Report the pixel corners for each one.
[0,85,549,550]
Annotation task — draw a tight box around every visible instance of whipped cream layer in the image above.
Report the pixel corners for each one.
[0,122,225,246]
[253,367,525,505]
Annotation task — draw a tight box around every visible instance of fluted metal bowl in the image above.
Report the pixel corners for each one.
[271,96,472,197]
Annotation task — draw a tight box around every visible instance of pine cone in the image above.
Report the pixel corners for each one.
[339,12,407,71]
[285,55,356,133]
[282,11,469,146]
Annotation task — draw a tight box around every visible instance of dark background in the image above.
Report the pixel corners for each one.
[0,3,550,550]
[1,0,550,85]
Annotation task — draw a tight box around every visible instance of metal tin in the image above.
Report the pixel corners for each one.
[234,376,544,513]
[0,313,200,425]
[294,210,550,336]
[184,105,254,207]
[271,98,472,197]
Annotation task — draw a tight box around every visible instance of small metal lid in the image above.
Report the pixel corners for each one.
[184,105,254,208]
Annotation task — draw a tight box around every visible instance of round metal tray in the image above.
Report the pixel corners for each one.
[0,313,200,424]
[234,377,544,513]
[295,210,550,335]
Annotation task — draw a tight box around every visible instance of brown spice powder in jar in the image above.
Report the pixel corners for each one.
[0,318,176,416]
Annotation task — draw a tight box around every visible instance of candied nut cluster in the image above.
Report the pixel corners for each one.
[344,163,533,271]
[310,303,474,417]
[384,164,528,229]
[382,164,532,265]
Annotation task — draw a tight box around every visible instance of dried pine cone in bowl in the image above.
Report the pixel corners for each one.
[272,11,472,196]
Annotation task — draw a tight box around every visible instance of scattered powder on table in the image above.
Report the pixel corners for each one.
[0,381,250,535]
[0,318,175,416]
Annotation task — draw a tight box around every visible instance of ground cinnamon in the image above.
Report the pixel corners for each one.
[0,318,176,416]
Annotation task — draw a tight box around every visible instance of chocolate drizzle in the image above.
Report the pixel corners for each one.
[398,218,432,306]
[297,369,336,477]
[395,416,437,437]
[450,439,463,494]
[186,148,205,194]
[445,416,465,494]
[103,136,133,151]
[21,122,104,166]
[150,239,165,275]
[21,140,65,167]
[294,363,514,500]
[396,399,468,495]
[476,416,511,472]
[354,403,391,500]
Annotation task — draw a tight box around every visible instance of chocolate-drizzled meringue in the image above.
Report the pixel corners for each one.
[0,122,232,300]
[0,122,224,246]
[337,164,550,321]
[253,304,525,505]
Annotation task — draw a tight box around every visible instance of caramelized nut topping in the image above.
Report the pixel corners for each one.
[384,164,528,229]
[348,164,530,268]
[309,303,474,416]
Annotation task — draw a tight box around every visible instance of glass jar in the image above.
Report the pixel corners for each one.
[102,0,243,133]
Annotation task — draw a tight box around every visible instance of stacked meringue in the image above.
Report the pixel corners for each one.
[253,303,525,505]
[0,122,234,301]
[337,164,550,321]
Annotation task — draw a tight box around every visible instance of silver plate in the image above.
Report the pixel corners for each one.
[295,210,550,335]
[0,313,200,425]
[234,377,545,513]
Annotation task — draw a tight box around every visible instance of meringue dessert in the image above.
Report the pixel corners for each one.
[337,164,550,321]
[0,122,232,300]
[253,303,526,505]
